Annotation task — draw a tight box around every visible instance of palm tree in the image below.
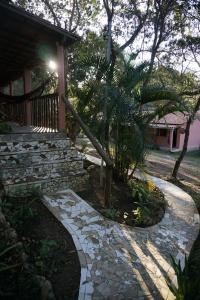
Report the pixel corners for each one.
[70,54,184,184]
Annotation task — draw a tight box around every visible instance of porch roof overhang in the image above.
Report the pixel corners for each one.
[0,1,80,86]
[150,124,181,129]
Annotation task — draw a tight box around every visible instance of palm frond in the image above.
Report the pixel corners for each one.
[140,86,183,104]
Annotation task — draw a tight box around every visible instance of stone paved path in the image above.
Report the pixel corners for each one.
[42,175,199,300]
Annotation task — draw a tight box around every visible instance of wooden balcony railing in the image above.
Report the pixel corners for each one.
[30,93,59,131]
[0,101,26,124]
[0,93,59,132]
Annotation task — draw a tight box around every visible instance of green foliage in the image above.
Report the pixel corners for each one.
[0,122,12,134]
[129,180,165,225]
[38,239,57,259]
[11,204,35,229]
[26,185,43,200]
[1,186,42,231]
[132,181,149,203]
[0,243,21,273]
[72,54,183,183]
[24,239,58,275]
[103,208,120,220]
[166,255,197,300]
[150,66,198,95]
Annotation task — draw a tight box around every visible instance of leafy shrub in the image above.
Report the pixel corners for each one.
[166,255,197,300]
[133,206,151,225]
[0,122,12,134]
[0,243,21,273]
[11,205,35,229]
[103,208,120,220]
[38,239,57,259]
[24,239,58,275]
[1,186,43,231]
[129,179,166,225]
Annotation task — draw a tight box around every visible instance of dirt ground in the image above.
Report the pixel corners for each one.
[79,164,166,227]
[1,196,80,300]
[146,150,200,190]
[25,200,81,300]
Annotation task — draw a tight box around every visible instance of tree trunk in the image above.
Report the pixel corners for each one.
[171,117,192,178]
[104,166,112,208]
[172,97,200,178]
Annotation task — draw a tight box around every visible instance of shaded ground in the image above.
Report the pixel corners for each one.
[79,164,166,227]
[1,195,80,300]
[23,199,81,300]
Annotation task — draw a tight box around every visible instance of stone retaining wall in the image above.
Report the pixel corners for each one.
[0,133,88,195]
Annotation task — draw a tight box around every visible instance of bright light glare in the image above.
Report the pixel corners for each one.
[49,60,57,71]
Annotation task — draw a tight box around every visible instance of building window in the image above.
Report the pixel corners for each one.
[156,129,167,137]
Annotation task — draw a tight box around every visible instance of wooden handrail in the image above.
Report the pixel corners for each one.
[62,95,113,207]
[62,95,113,167]
[30,92,58,102]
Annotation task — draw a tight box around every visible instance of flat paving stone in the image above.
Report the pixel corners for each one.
[42,175,200,300]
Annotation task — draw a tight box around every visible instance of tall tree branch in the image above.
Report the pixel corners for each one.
[41,0,61,26]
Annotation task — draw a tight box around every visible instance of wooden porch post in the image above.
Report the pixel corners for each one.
[9,81,13,96]
[169,128,174,151]
[23,70,32,125]
[57,42,65,131]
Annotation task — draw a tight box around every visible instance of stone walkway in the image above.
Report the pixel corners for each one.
[42,175,199,300]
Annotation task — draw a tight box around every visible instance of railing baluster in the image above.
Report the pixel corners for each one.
[3,93,59,132]
[45,96,47,132]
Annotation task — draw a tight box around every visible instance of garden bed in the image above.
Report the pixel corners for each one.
[0,190,80,300]
[79,164,166,227]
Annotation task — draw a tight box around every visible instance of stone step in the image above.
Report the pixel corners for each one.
[0,148,81,166]
[0,138,71,153]
[0,132,67,142]
[1,159,84,183]
[4,170,88,195]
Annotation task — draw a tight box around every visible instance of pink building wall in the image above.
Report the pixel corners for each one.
[179,119,200,150]
[151,119,200,151]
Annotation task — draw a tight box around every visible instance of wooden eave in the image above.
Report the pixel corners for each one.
[0,1,80,86]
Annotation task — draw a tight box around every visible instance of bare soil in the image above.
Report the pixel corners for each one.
[1,195,80,300]
[78,164,166,227]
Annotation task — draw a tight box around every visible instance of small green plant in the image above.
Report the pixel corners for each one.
[12,205,35,228]
[103,208,120,220]
[133,206,150,225]
[1,186,43,230]
[36,239,58,275]
[24,239,58,275]
[129,179,165,225]
[166,255,196,300]
[132,182,149,205]
[27,186,43,200]
[0,243,21,272]
[0,122,12,134]
[38,239,57,259]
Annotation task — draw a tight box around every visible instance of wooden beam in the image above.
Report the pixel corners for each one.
[57,43,65,131]
[0,44,37,56]
[9,81,13,96]
[23,69,32,125]
[0,31,38,48]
